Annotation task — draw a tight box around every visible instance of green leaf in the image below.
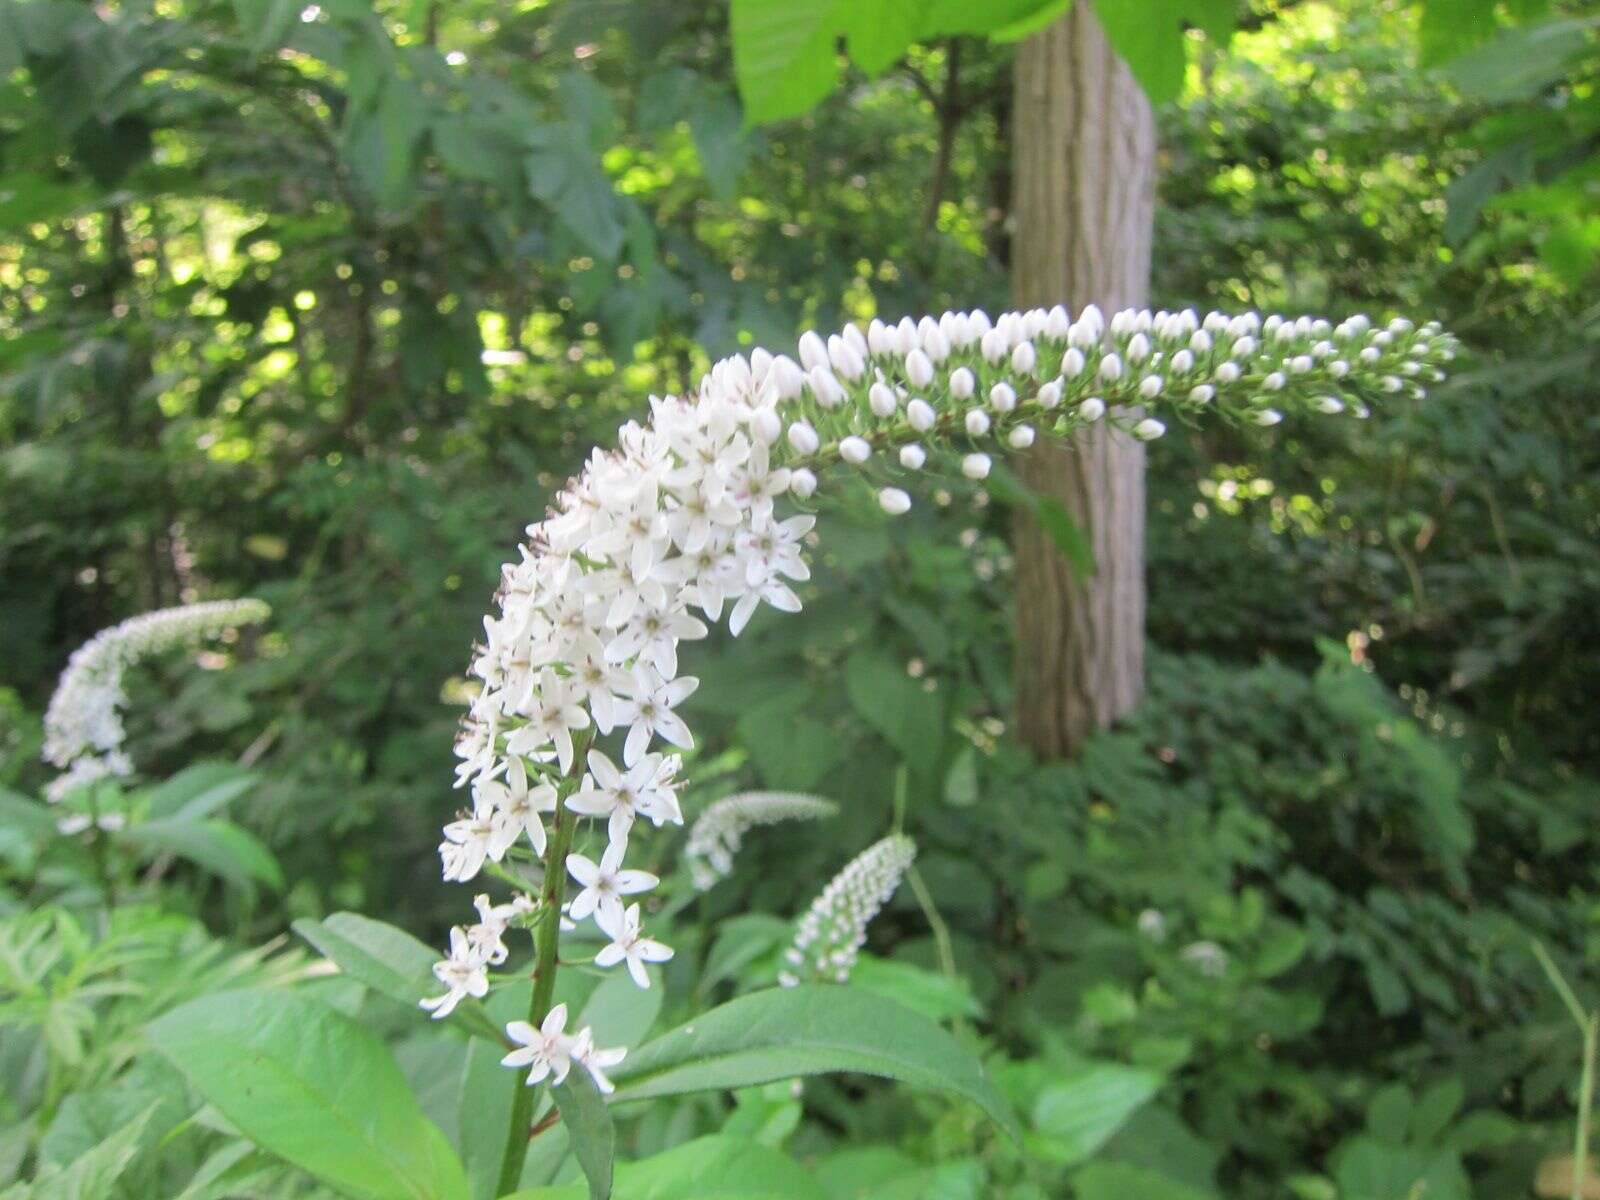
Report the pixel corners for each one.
[1418,0,1500,66]
[118,818,282,891]
[459,987,527,1200]
[838,0,920,77]
[986,463,1095,578]
[232,0,300,54]
[1411,1078,1465,1144]
[551,1068,613,1200]
[850,955,982,1023]
[1444,17,1598,102]
[1029,1061,1162,1165]
[689,93,749,199]
[1365,1083,1412,1141]
[576,969,664,1049]
[728,0,844,124]
[1093,0,1236,105]
[609,985,1019,1140]
[506,1135,825,1200]
[1074,1161,1214,1200]
[148,989,469,1200]
[525,129,626,262]
[29,1106,153,1200]
[843,649,943,765]
[140,762,258,821]
[0,787,59,838]
[293,912,504,1044]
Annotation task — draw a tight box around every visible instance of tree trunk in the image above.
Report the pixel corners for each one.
[1009,3,1156,759]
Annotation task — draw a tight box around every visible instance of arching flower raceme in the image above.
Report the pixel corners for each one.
[41,599,270,805]
[684,791,840,891]
[779,834,918,987]
[424,305,1457,1083]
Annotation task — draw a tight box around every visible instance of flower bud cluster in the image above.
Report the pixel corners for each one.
[41,599,270,804]
[684,791,839,891]
[434,304,1454,1073]
[779,834,917,986]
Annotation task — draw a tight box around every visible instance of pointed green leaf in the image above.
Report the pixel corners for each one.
[551,1068,613,1200]
[148,989,468,1200]
[293,912,504,1044]
[609,985,1019,1140]
[119,818,282,891]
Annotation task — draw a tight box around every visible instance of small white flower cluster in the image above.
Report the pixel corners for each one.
[431,303,1454,1078]
[780,834,916,986]
[684,791,840,891]
[41,599,270,805]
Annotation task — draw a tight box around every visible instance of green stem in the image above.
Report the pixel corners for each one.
[1576,1016,1596,1200]
[494,753,586,1197]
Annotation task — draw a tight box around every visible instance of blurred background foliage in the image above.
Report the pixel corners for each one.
[2,0,1599,1196]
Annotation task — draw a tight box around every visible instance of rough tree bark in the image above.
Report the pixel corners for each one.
[1009,3,1156,759]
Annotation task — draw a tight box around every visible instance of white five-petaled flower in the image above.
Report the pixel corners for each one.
[571,1029,628,1094]
[611,669,698,766]
[567,842,660,925]
[501,1003,576,1085]
[595,903,674,988]
[420,927,490,1018]
[479,758,556,859]
[567,749,682,845]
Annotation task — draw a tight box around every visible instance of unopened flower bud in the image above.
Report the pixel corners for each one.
[1062,347,1086,377]
[1100,353,1123,382]
[839,436,871,464]
[899,444,926,469]
[1170,349,1194,373]
[1190,330,1212,353]
[1314,396,1344,414]
[1079,397,1106,421]
[1254,408,1283,426]
[905,349,934,389]
[808,365,845,407]
[752,408,781,445]
[965,409,991,437]
[798,330,827,373]
[1037,379,1063,409]
[1189,384,1215,403]
[1233,335,1256,357]
[1139,375,1163,399]
[1008,424,1036,449]
[1216,361,1241,383]
[1263,372,1285,391]
[906,398,936,431]
[1133,418,1166,441]
[878,487,911,515]
[1011,341,1037,373]
[1127,332,1150,362]
[1329,360,1349,378]
[962,453,991,480]
[787,421,820,455]
[790,468,817,498]
[769,355,805,399]
[869,382,898,418]
[829,334,866,380]
[949,368,975,399]
[989,382,1017,413]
